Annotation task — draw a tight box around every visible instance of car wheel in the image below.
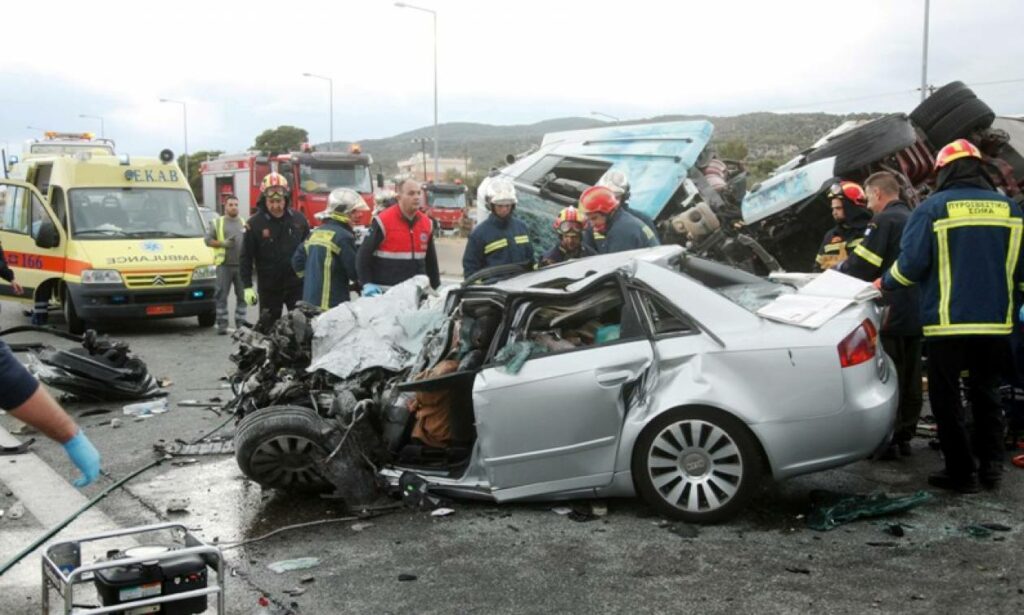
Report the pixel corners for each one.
[632,407,763,523]
[63,293,86,335]
[910,81,976,131]
[197,310,216,328]
[235,405,332,492]
[805,113,918,176]
[925,97,995,149]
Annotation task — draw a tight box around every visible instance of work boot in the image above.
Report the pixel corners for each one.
[897,441,913,457]
[927,471,981,494]
[978,466,1003,490]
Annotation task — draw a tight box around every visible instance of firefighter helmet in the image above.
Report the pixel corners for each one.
[553,207,585,234]
[597,169,630,197]
[935,138,982,170]
[826,180,867,206]
[485,178,517,211]
[260,172,289,196]
[329,188,369,215]
[579,185,619,216]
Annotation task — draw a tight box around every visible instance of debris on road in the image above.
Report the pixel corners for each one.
[965,523,1012,538]
[551,506,572,516]
[785,566,811,575]
[154,438,233,456]
[884,523,906,538]
[268,557,321,574]
[166,497,190,513]
[8,500,24,520]
[805,490,934,531]
[0,438,34,456]
[350,522,373,532]
[123,398,168,417]
[300,575,316,584]
[398,573,418,582]
[284,587,307,597]
[666,522,699,539]
[430,507,455,517]
[110,418,122,429]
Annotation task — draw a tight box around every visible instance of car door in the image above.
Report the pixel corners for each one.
[0,180,65,304]
[473,285,654,499]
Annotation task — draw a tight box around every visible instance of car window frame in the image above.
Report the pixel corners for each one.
[627,282,701,341]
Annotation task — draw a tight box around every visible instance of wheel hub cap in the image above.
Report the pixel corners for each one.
[647,419,744,513]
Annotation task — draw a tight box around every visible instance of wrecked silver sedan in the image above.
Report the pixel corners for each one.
[233,246,896,523]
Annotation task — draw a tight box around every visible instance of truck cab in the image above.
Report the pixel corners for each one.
[423,181,467,232]
[0,151,217,333]
[288,149,375,228]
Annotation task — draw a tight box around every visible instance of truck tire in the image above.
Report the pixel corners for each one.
[925,98,996,149]
[235,405,332,492]
[806,113,918,176]
[198,310,216,328]
[910,81,976,131]
[63,294,86,335]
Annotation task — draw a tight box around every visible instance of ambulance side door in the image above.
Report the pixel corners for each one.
[0,180,65,304]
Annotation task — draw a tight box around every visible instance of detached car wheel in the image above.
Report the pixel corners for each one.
[632,407,763,523]
[235,405,332,492]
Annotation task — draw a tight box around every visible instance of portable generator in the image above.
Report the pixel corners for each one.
[93,545,208,614]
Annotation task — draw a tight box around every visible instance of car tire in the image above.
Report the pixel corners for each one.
[805,113,918,176]
[235,405,333,492]
[197,310,216,328]
[925,97,996,149]
[63,293,86,335]
[909,81,976,131]
[632,406,763,523]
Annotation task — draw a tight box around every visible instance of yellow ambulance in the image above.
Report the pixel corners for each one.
[0,148,217,333]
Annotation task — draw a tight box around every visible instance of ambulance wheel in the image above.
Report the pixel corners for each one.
[198,310,216,328]
[63,294,86,335]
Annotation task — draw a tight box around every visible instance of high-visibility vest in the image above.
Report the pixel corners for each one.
[213,216,226,265]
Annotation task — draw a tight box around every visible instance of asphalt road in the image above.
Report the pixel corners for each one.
[1,243,1022,613]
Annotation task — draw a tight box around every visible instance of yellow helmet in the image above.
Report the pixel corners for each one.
[260,172,290,196]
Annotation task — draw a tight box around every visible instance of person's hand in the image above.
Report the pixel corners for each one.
[62,430,101,487]
[11,281,23,295]
[361,283,382,297]
[244,288,258,305]
[872,278,883,291]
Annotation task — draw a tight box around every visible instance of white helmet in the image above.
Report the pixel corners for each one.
[485,178,517,210]
[597,169,629,197]
[329,188,369,215]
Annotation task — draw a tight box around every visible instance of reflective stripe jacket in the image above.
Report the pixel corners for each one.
[240,203,309,291]
[583,208,659,255]
[815,227,866,271]
[882,185,1024,337]
[838,201,921,336]
[462,213,534,278]
[292,215,359,309]
[356,205,440,288]
[539,242,597,267]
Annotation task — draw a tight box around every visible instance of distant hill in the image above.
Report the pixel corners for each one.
[320,112,885,179]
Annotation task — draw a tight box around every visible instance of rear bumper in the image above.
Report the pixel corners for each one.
[67,281,216,321]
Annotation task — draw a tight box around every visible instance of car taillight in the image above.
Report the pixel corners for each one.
[838,319,877,368]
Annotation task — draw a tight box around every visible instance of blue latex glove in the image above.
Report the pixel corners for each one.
[62,430,101,487]
[361,283,382,297]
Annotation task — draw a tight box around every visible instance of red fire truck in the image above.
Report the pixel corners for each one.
[423,181,467,232]
[200,145,377,227]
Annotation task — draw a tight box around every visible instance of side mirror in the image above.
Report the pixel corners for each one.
[35,220,60,249]
[376,173,384,189]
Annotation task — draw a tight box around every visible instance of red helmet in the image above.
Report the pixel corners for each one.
[826,180,867,206]
[579,186,618,216]
[553,207,584,234]
[935,138,982,170]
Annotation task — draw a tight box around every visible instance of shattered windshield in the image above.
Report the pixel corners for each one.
[299,164,372,194]
[68,188,205,239]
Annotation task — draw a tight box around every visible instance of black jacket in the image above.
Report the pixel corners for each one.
[462,213,534,277]
[584,207,659,254]
[838,201,921,336]
[240,197,310,291]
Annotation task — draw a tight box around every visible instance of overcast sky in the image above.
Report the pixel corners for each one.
[2,0,1021,158]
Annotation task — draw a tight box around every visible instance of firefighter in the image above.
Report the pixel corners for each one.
[880,139,1024,493]
[540,207,595,266]
[240,172,310,328]
[597,169,658,233]
[838,171,921,459]
[462,178,534,278]
[815,180,872,270]
[357,178,440,296]
[580,185,659,254]
[292,188,365,310]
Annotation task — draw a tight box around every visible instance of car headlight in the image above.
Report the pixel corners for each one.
[81,269,123,285]
[192,265,217,281]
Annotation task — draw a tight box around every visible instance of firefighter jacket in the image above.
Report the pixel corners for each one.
[881,184,1024,338]
[356,205,440,288]
[622,200,658,234]
[292,214,359,309]
[539,242,597,267]
[838,201,921,336]
[583,207,659,255]
[462,213,534,278]
[240,198,309,292]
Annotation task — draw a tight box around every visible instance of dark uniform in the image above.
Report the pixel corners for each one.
[622,200,658,234]
[539,242,596,267]
[240,196,310,326]
[882,182,1023,486]
[583,207,659,255]
[462,213,534,278]
[0,339,39,411]
[839,200,922,446]
[292,214,359,309]
[357,205,440,288]
[0,240,16,291]
[815,201,872,270]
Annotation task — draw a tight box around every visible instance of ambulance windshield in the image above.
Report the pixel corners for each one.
[68,188,205,239]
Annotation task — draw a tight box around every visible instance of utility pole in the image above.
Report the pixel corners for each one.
[412,137,430,181]
[920,0,930,102]
[395,2,439,180]
[302,73,334,150]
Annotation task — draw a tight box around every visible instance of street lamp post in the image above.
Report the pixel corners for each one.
[412,138,431,181]
[590,111,621,123]
[302,72,334,151]
[78,114,105,138]
[395,2,439,181]
[920,0,931,102]
[159,98,188,176]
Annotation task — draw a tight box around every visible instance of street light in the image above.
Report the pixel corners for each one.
[302,72,334,151]
[920,0,930,102]
[78,114,105,138]
[159,98,188,175]
[411,137,431,181]
[395,1,439,181]
[590,111,621,123]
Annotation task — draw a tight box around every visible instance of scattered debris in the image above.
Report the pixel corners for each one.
[350,522,373,532]
[978,522,1012,532]
[965,523,1012,538]
[8,501,25,520]
[551,506,572,516]
[0,439,34,456]
[110,419,122,429]
[430,507,455,517]
[171,458,199,467]
[398,573,418,582]
[300,575,316,584]
[866,541,899,548]
[884,523,906,538]
[123,399,169,417]
[79,408,112,417]
[805,490,934,531]
[158,378,173,388]
[178,400,219,408]
[283,587,307,597]
[154,439,233,456]
[268,557,320,574]
[568,502,598,523]
[592,502,608,517]
[666,522,699,539]
[785,567,811,575]
[166,498,190,513]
